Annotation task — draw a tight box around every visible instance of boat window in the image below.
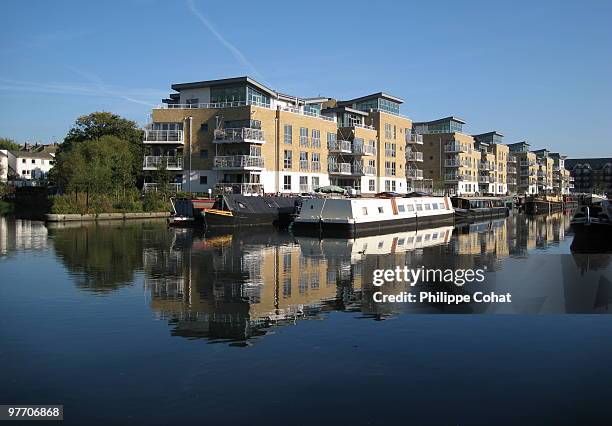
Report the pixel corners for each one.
[362,207,368,215]
[378,241,384,248]
[237,202,247,209]
[398,205,405,212]
[432,233,438,239]
[407,237,414,244]
[432,204,438,210]
[416,204,423,211]
[416,236,422,242]
[439,203,445,209]
[398,238,405,245]
[378,207,384,214]
[425,234,431,241]
[424,204,431,210]
[407,205,414,211]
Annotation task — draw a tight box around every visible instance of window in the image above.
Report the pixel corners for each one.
[200,149,208,158]
[31,159,36,164]
[22,159,26,164]
[391,181,396,191]
[369,179,375,192]
[284,125,292,144]
[432,203,438,210]
[311,129,321,148]
[385,161,396,176]
[385,180,391,191]
[362,207,368,215]
[416,204,423,211]
[327,132,336,147]
[378,207,384,214]
[284,150,292,169]
[299,175,308,192]
[385,143,396,157]
[407,204,414,211]
[398,205,405,212]
[311,152,320,172]
[299,151,309,171]
[199,175,207,185]
[384,123,393,139]
[283,175,292,191]
[312,176,319,189]
[300,127,309,146]
[424,203,431,210]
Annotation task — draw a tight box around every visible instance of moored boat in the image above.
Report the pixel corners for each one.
[451,196,509,222]
[524,195,564,214]
[204,194,299,229]
[291,194,454,237]
[570,197,612,253]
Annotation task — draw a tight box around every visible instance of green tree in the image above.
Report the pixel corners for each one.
[0,138,20,150]
[60,112,144,185]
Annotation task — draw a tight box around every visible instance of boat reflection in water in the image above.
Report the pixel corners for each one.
[126,211,611,344]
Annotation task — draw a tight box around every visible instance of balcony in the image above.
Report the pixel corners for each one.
[143,130,184,144]
[406,132,423,145]
[508,178,517,185]
[143,182,182,193]
[311,162,321,173]
[507,166,517,174]
[520,160,536,167]
[215,183,263,195]
[445,173,471,182]
[508,157,517,163]
[328,140,352,154]
[444,142,469,153]
[160,99,271,110]
[339,122,375,130]
[352,144,376,156]
[328,163,352,175]
[479,176,495,184]
[480,162,492,171]
[406,151,423,162]
[406,169,423,179]
[143,156,183,170]
[444,158,466,168]
[213,155,264,170]
[213,127,265,144]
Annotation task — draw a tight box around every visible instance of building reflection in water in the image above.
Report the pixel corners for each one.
[134,211,610,344]
[0,216,49,256]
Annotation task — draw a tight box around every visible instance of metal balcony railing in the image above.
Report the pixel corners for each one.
[143,130,184,144]
[213,155,264,169]
[328,163,352,174]
[353,144,376,155]
[406,132,423,144]
[143,156,183,170]
[328,140,352,153]
[213,127,265,143]
[214,183,264,195]
[407,169,424,179]
[143,182,182,192]
[406,151,423,161]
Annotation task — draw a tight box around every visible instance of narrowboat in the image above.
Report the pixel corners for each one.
[524,195,564,214]
[451,196,509,222]
[291,195,454,237]
[204,194,299,229]
[570,197,612,253]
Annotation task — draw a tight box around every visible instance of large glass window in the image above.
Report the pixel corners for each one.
[284,125,292,145]
[246,86,270,107]
[210,85,245,103]
[284,150,292,169]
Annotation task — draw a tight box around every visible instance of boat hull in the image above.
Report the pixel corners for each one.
[525,200,563,214]
[570,223,612,253]
[292,213,455,238]
[454,207,508,222]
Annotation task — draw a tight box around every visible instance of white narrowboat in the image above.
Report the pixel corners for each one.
[292,195,454,236]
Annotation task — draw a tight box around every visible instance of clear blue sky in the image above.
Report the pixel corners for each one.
[1,0,610,157]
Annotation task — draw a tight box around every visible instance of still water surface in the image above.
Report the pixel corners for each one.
[1,213,612,425]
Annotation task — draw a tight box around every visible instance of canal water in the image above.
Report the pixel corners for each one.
[1,213,611,425]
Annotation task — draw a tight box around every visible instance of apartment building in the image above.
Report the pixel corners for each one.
[565,158,611,194]
[143,76,423,195]
[532,149,555,194]
[473,131,509,195]
[413,117,480,195]
[548,153,571,194]
[508,142,538,195]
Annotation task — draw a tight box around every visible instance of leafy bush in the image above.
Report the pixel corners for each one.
[142,191,169,212]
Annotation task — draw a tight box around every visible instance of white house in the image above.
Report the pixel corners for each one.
[7,150,56,182]
[0,150,8,182]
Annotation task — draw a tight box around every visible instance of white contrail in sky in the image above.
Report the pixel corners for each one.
[186,0,263,80]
